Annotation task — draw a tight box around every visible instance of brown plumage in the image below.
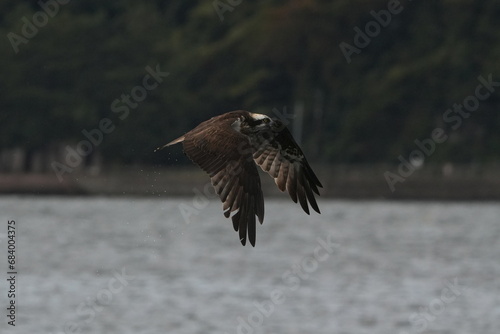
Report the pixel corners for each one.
[157,110,322,246]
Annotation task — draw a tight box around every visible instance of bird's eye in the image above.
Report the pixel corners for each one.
[263,118,270,124]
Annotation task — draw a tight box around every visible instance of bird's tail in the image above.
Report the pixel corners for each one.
[154,135,185,152]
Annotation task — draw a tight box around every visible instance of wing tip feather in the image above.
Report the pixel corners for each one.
[154,135,185,152]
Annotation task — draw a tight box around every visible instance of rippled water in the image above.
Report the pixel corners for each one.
[0,196,498,334]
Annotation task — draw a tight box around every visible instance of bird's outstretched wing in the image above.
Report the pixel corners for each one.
[252,127,322,214]
[182,127,264,246]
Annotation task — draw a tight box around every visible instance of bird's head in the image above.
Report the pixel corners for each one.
[240,112,284,135]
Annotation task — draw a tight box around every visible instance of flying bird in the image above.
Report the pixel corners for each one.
[157,110,322,246]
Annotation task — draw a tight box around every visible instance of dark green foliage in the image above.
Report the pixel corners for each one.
[1,0,499,166]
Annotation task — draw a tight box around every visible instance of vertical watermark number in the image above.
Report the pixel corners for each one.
[6,219,17,326]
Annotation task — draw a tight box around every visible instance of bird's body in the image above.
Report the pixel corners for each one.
[159,110,322,246]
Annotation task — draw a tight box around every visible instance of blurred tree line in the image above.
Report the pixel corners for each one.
[0,0,499,172]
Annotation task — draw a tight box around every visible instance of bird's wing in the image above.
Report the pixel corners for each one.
[252,127,322,214]
[182,128,264,247]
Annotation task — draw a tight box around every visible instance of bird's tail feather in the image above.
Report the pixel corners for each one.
[154,135,185,152]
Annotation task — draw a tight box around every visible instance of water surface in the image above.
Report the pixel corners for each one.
[0,197,498,333]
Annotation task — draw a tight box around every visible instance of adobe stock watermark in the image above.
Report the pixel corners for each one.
[176,106,295,225]
[51,64,169,182]
[385,73,499,192]
[7,0,70,54]
[226,233,340,334]
[339,0,408,64]
[212,0,243,22]
[400,277,465,334]
[51,267,135,334]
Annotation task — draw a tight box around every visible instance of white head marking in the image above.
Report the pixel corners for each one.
[249,113,269,121]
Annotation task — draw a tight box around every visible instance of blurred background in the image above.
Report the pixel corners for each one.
[1,2,500,334]
[1,0,499,198]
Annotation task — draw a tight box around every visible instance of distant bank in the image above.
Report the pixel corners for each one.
[1,164,500,200]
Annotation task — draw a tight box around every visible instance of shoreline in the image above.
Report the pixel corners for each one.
[1,164,500,200]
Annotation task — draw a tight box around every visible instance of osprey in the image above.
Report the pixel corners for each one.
[158,110,322,246]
